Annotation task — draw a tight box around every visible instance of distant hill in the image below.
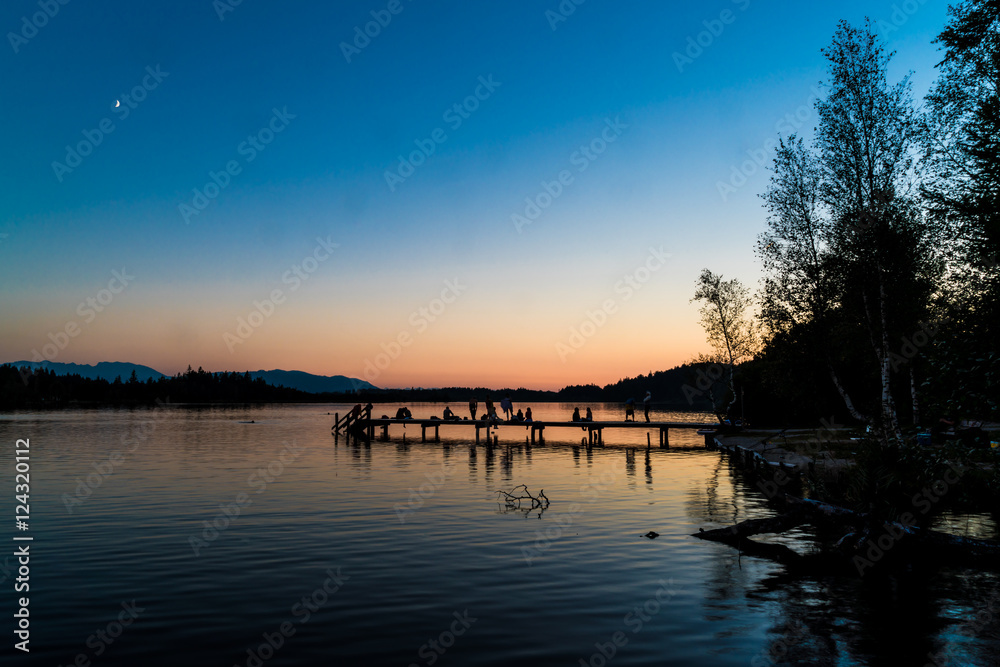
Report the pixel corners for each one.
[249,369,377,393]
[5,361,377,394]
[7,360,167,383]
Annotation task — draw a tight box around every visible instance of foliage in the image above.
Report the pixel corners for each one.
[756,19,944,442]
[919,0,1000,422]
[691,269,757,420]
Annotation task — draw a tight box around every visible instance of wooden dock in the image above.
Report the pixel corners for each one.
[333,413,719,447]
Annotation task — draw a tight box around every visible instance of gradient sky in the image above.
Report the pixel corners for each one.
[0,0,952,390]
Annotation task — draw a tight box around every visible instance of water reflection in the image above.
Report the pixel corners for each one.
[4,403,997,666]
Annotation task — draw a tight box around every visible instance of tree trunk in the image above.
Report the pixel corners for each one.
[828,364,871,424]
[877,274,904,443]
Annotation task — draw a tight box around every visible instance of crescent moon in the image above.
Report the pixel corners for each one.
[114,100,120,108]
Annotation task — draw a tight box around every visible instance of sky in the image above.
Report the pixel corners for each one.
[0,0,954,390]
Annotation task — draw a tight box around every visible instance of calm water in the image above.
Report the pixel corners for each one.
[1,403,997,666]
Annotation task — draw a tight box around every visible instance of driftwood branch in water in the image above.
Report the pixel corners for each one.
[496,484,550,516]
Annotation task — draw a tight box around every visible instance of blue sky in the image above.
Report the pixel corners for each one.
[0,0,954,388]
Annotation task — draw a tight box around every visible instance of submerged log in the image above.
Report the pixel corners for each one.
[694,512,810,565]
[693,493,1000,574]
[696,512,809,541]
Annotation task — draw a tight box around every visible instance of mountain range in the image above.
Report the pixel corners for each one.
[5,361,377,394]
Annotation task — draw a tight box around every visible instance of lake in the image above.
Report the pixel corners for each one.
[1,402,997,666]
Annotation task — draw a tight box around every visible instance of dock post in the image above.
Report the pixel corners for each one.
[660,428,669,448]
[334,412,339,433]
[434,424,440,442]
[475,425,480,444]
[598,428,603,445]
[381,423,389,441]
[421,425,427,443]
[530,427,535,445]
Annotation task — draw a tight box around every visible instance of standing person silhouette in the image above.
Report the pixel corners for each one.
[643,391,652,423]
[500,394,514,422]
[469,399,478,420]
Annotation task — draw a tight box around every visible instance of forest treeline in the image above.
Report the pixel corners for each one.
[0,362,722,412]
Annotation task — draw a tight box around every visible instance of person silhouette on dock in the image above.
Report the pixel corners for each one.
[524,407,533,422]
[469,399,478,420]
[571,407,582,422]
[643,391,652,423]
[625,398,635,421]
[500,394,513,422]
[585,407,593,422]
[443,406,459,420]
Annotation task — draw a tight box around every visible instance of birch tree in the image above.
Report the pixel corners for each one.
[692,269,757,421]
[758,19,942,443]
